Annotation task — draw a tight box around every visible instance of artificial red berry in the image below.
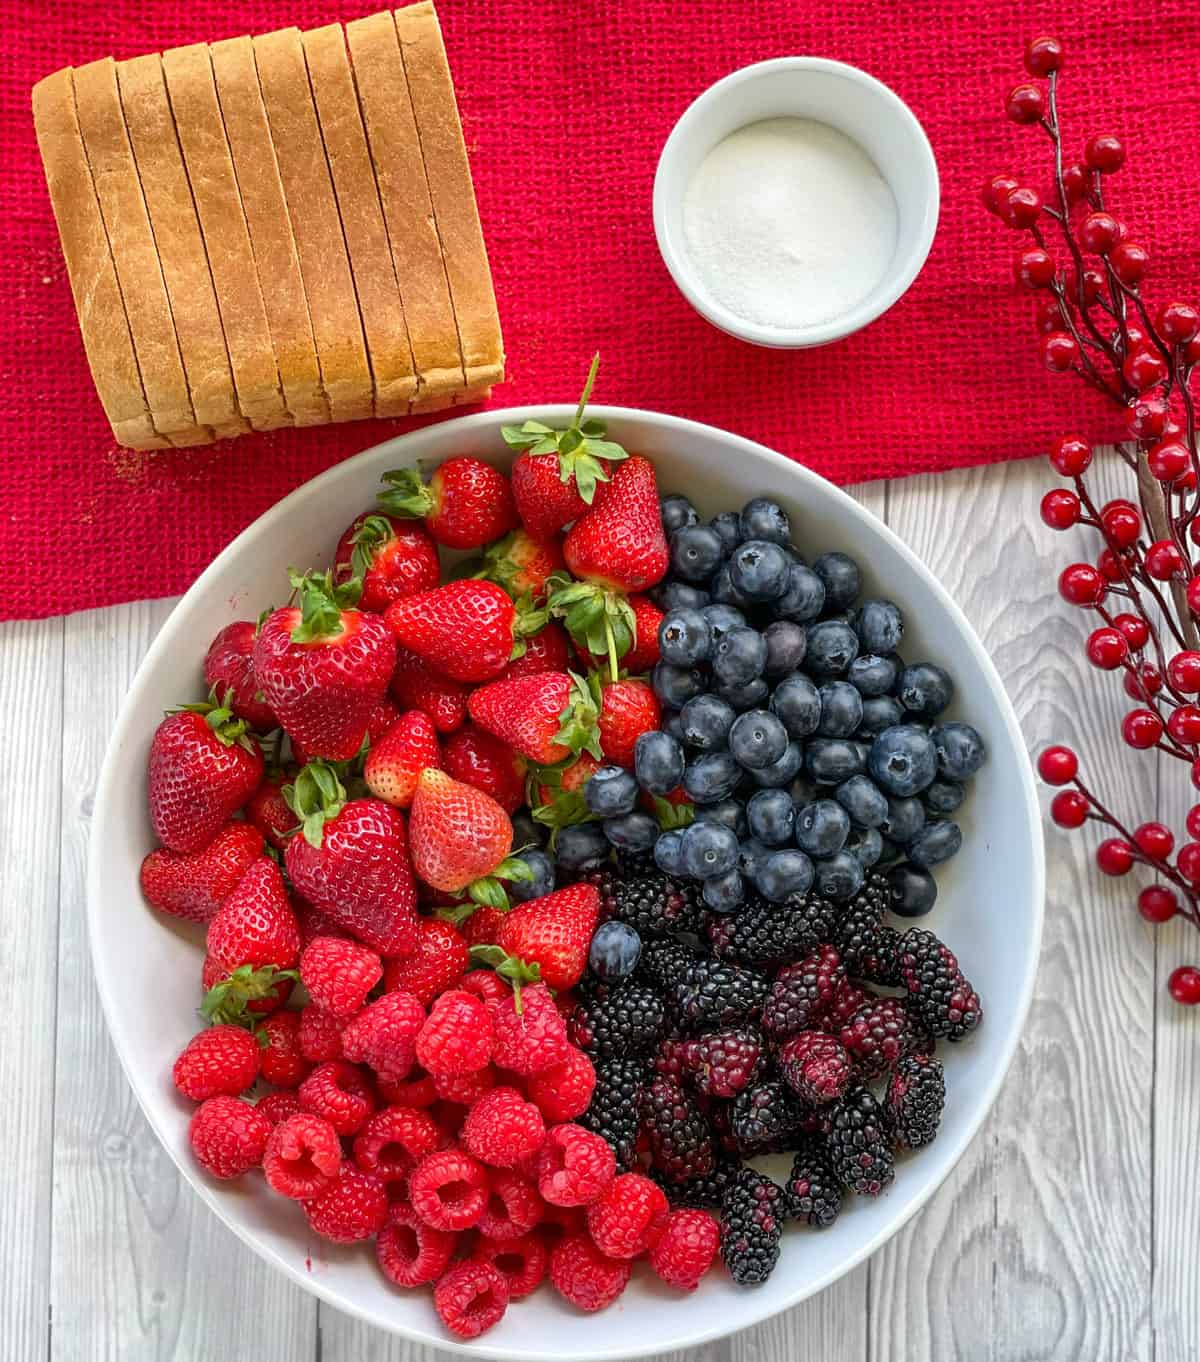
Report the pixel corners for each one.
[472,1231,548,1300]
[1079,211,1122,254]
[1064,265,1106,305]
[1110,241,1148,286]
[1178,470,1198,494]
[1049,434,1092,476]
[173,1024,261,1102]
[1158,302,1200,345]
[1114,614,1150,650]
[1038,745,1078,784]
[1024,35,1064,76]
[1034,292,1064,333]
[1179,842,1200,882]
[981,172,1020,216]
[1126,663,1164,700]
[1059,563,1106,606]
[1123,709,1164,749]
[299,936,382,1019]
[409,1148,491,1230]
[1148,441,1190,483]
[1100,501,1141,548]
[1084,133,1126,174]
[1186,336,1200,367]
[1146,540,1186,580]
[1187,804,1200,839]
[1006,83,1046,125]
[1061,162,1090,203]
[339,990,426,1085]
[1138,886,1179,923]
[462,1086,547,1168]
[1097,548,1129,584]
[304,1161,389,1243]
[1167,965,1200,1005]
[1097,839,1135,875]
[298,1060,376,1135]
[376,1201,458,1288]
[255,1090,302,1127]
[416,989,495,1077]
[1168,651,1200,693]
[1015,247,1056,289]
[535,1124,616,1207]
[1042,332,1079,372]
[1124,323,1149,350]
[1125,348,1169,391]
[1169,705,1200,745]
[1001,185,1043,229]
[548,1233,632,1313]
[1040,489,1080,529]
[478,1167,544,1240]
[263,1111,342,1199]
[1125,396,1169,440]
[585,1172,669,1259]
[1050,789,1089,828]
[1135,822,1174,858]
[352,1104,441,1185]
[524,1048,597,1122]
[648,1208,721,1292]
[189,1095,271,1179]
[1086,627,1128,670]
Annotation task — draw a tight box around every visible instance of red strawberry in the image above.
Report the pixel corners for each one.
[597,678,661,768]
[364,711,441,808]
[468,671,601,766]
[532,752,602,831]
[203,858,301,1021]
[283,766,419,957]
[389,648,470,733]
[246,769,296,850]
[289,694,399,769]
[408,769,514,895]
[379,456,518,549]
[495,884,601,991]
[140,821,263,924]
[148,699,264,854]
[385,580,547,684]
[501,621,571,680]
[441,725,526,814]
[478,529,565,602]
[254,572,395,762]
[333,511,440,612]
[577,594,662,675]
[460,904,509,949]
[204,622,277,731]
[564,456,669,593]
[383,918,470,1005]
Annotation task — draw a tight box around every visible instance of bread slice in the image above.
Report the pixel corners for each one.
[210,35,328,428]
[253,27,373,422]
[393,3,504,392]
[302,24,417,418]
[344,10,464,404]
[116,55,246,440]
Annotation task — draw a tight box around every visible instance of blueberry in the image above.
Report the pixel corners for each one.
[719,677,770,712]
[908,820,962,868]
[710,563,754,608]
[634,730,686,796]
[847,653,899,698]
[729,540,791,601]
[653,662,705,708]
[806,620,859,678]
[887,862,939,917]
[585,765,640,817]
[680,693,736,751]
[693,798,747,836]
[682,751,741,804]
[880,795,926,845]
[653,581,710,613]
[662,710,685,743]
[729,709,789,770]
[682,820,740,879]
[813,552,861,612]
[931,721,987,780]
[896,663,955,718]
[712,627,767,687]
[836,774,888,828]
[555,822,610,872]
[659,608,712,666]
[702,868,745,913]
[795,798,850,856]
[763,621,806,678]
[770,674,822,738]
[817,681,863,737]
[845,826,884,868]
[710,511,743,554]
[702,603,746,642]
[739,497,791,546]
[755,849,814,902]
[772,563,826,623]
[588,920,642,981]
[604,811,660,853]
[813,849,864,901]
[858,695,904,737]
[510,810,544,849]
[654,829,687,876]
[669,524,725,583]
[924,779,965,815]
[877,835,906,866]
[509,847,555,901]
[869,724,938,796]
[747,788,795,847]
[660,494,699,535]
[853,600,903,654]
[805,737,866,785]
[751,741,804,787]
[739,837,770,878]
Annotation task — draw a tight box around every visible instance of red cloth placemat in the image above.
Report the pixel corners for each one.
[3,0,1196,621]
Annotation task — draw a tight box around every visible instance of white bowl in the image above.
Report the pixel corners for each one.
[653,58,940,347]
[89,407,1043,1360]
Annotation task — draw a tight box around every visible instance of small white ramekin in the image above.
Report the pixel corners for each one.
[653,57,940,348]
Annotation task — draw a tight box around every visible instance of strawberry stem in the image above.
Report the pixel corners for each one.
[574,352,600,427]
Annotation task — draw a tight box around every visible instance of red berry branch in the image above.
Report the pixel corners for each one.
[984,33,1200,1007]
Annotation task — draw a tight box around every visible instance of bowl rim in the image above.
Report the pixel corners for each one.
[652,56,941,348]
[88,405,1044,1359]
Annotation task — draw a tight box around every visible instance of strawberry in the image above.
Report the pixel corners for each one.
[383,918,470,1006]
[364,711,441,809]
[531,751,602,833]
[597,678,661,768]
[140,821,264,924]
[478,529,565,602]
[468,671,601,766]
[409,769,527,903]
[254,571,395,762]
[283,764,419,957]
[292,694,402,768]
[204,621,277,731]
[459,904,509,949]
[502,355,629,542]
[385,580,548,684]
[148,696,264,854]
[378,456,518,549]
[492,884,601,991]
[389,648,470,733]
[203,858,300,1022]
[564,456,668,593]
[333,511,440,612]
[441,725,526,814]
[246,769,296,850]
[501,621,571,680]
[577,594,663,675]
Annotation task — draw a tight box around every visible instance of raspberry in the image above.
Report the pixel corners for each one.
[298,1005,346,1062]
[409,1148,490,1230]
[303,1161,389,1242]
[383,918,470,1005]
[189,1095,271,1179]
[340,990,425,1083]
[172,1024,260,1101]
[376,1201,457,1287]
[720,1169,784,1285]
[548,1233,631,1312]
[585,1172,668,1258]
[255,1091,302,1127]
[263,1112,342,1199]
[433,1261,509,1339]
[478,1167,544,1240]
[378,1071,438,1107]
[298,1060,376,1135]
[473,1230,548,1299]
[840,996,911,1079]
[525,1047,596,1121]
[432,1065,496,1105]
[641,1076,714,1183]
[462,1086,546,1168]
[761,945,843,1040]
[827,1086,895,1196]
[352,1104,441,1184]
[886,1054,946,1149]
[534,1124,616,1206]
[490,983,570,1075]
[783,1134,843,1227]
[257,1010,310,1089]
[778,1030,852,1104]
[648,1208,720,1291]
[415,990,494,1076]
[898,929,983,1040]
[299,936,382,1018]
[680,1028,763,1098]
[459,968,510,1005]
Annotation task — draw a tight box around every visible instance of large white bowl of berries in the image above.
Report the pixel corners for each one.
[89,403,1043,1359]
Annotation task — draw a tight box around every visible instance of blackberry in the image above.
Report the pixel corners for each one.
[609,869,702,937]
[839,996,911,1080]
[571,982,665,1059]
[650,1034,692,1083]
[886,1054,945,1149]
[833,873,889,972]
[854,924,904,987]
[784,1134,844,1228]
[730,1080,804,1152]
[827,1086,895,1196]
[680,1027,764,1098]
[651,1155,742,1209]
[671,959,769,1030]
[638,937,699,994]
[579,1057,646,1169]
[778,1030,851,1104]
[903,998,938,1057]
[761,945,844,1040]
[703,888,836,966]
[641,1075,715,1183]
[615,847,657,877]
[586,863,622,922]
[897,928,983,1040]
[720,1169,785,1285]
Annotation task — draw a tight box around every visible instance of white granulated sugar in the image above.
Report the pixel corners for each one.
[682,117,898,330]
